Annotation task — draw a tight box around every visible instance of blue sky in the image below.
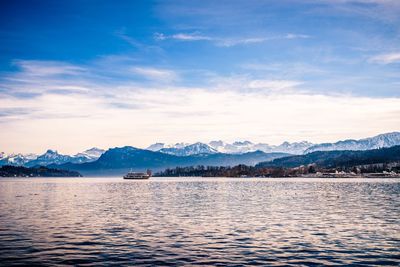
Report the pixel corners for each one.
[0,0,399,154]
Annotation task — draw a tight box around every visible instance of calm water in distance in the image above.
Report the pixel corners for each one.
[0,177,399,266]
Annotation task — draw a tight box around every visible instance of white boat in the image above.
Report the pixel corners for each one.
[123,169,152,179]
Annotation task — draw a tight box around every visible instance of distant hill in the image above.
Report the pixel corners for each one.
[0,165,82,177]
[304,132,400,153]
[56,146,290,175]
[256,145,400,168]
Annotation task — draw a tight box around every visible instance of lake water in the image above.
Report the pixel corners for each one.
[0,177,399,266]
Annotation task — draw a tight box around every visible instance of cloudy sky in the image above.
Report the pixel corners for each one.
[0,0,399,154]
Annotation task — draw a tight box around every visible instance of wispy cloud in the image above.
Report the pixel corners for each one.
[0,107,36,118]
[216,37,269,47]
[1,60,181,100]
[247,80,303,91]
[241,62,326,76]
[1,60,95,98]
[13,60,85,76]
[369,53,400,64]
[154,32,211,41]
[1,58,399,154]
[206,74,303,93]
[131,67,178,81]
[304,0,400,24]
[217,34,310,47]
[154,32,311,47]
[285,33,310,39]
[115,29,164,54]
[2,75,399,153]
[117,32,143,48]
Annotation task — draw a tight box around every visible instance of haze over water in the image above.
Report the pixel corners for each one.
[0,177,399,266]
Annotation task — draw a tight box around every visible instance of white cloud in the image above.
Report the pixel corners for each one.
[131,67,178,81]
[216,34,310,47]
[285,33,310,39]
[154,32,166,40]
[1,84,399,154]
[172,33,212,41]
[369,53,400,64]
[1,59,399,154]
[216,37,269,47]
[312,0,400,24]
[154,32,211,41]
[208,74,302,92]
[247,80,302,91]
[13,60,85,76]
[154,32,311,47]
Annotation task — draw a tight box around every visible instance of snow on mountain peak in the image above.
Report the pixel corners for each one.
[146,143,166,151]
[74,147,105,160]
[149,140,315,155]
[207,140,314,154]
[146,142,190,151]
[304,132,400,153]
[44,149,58,156]
[159,142,217,156]
[0,152,38,166]
[0,147,106,167]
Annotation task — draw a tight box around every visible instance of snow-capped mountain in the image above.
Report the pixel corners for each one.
[73,147,105,163]
[272,141,314,155]
[0,153,38,166]
[60,146,290,175]
[304,132,400,154]
[146,143,166,151]
[2,132,399,167]
[159,142,218,156]
[208,140,313,154]
[207,133,400,155]
[146,142,189,151]
[29,148,105,166]
[0,148,106,167]
[215,140,259,154]
[147,140,314,155]
[25,150,74,167]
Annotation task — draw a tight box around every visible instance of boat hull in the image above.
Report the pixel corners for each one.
[123,170,152,179]
[123,175,150,179]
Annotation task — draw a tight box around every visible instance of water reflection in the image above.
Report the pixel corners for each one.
[0,178,399,266]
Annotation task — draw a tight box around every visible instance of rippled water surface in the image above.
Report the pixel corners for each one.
[0,177,399,266]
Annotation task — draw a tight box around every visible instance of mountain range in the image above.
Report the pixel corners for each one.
[158,142,218,156]
[147,140,314,155]
[1,132,399,173]
[56,147,289,175]
[304,132,400,154]
[146,132,400,155]
[0,148,105,167]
